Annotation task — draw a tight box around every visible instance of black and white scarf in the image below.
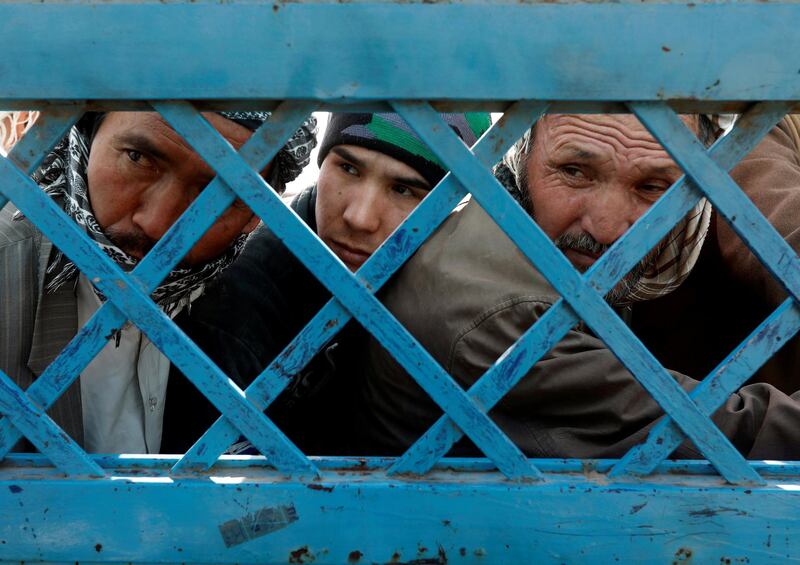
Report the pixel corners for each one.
[18,112,317,312]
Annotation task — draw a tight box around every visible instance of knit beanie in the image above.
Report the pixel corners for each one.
[317,112,491,187]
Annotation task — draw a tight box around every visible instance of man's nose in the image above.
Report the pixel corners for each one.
[580,189,640,245]
[342,185,382,234]
[131,180,191,241]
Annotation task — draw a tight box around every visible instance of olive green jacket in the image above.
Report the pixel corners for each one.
[359,197,800,460]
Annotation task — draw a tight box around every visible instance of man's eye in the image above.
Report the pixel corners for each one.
[125,149,154,169]
[391,185,414,197]
[640,183,669,194]
[561,165,585,178]
[340,163,358,176]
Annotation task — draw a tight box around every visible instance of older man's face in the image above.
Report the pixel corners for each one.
[86,112,263,266]
[526,114,692,300]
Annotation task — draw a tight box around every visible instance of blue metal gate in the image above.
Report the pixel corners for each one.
[2,1,800,562]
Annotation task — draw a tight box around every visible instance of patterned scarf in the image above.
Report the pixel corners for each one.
[17,112,317,312]
[496,149,712,304]
[221,111,318,190]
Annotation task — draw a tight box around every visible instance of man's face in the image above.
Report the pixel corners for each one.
[86,112,262,266]
[315,144,431,271]
[526,114,692,301]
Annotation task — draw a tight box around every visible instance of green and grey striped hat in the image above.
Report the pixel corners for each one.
[317,112,491,187]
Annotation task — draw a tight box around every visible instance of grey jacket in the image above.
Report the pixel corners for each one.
[0,203,83,447]
[359,199,800,460]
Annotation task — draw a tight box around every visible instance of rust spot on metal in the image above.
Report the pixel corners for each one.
[720,557,749,564]
[630,502,647,515]
[324,318,339,330]
[307,483,334,493]
[289,545,313,563]
[459,548,466,557]
[348,550,363,563]
[672,547,692,563]
[662,46,671,52]
[393,545,448,564]
[94,543,102,553]
[689,507,747,518]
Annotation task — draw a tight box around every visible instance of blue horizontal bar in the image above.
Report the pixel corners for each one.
[7,452,800,479]
[1,461,798,564]
[2,2,800,102]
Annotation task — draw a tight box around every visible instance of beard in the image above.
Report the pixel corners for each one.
[554,232,660,305]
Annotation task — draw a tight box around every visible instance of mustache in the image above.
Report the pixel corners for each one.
[105,227,156,258]
[554,232,609,257]
[554,230,661,305]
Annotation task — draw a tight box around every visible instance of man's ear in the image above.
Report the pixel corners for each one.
[242,212,261,235]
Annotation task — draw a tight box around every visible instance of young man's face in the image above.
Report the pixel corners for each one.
[526,114,694,300]
[315,145,431,271]
[86,112,263,266]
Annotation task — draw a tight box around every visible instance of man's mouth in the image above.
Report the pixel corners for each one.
[563,247,602,271]
[328,239,372,271]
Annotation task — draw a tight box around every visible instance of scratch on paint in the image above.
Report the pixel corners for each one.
[218,504,298,548]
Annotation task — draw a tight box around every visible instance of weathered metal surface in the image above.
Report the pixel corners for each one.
[2,2,800,103]
[0,1,799,562]
[2,455,799,564]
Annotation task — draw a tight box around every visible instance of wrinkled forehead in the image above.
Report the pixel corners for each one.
[535,113,698,151]
[95,111,252,149]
